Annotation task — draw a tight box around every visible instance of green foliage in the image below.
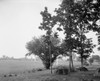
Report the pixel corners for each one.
[38,7,63,70]
[54,66,69,75]
[77,38,96,60]
[92,55,100,62]
[98,46,100,51]
[97,33,100,50]
[39,7,52,31]
[26,0,100,70]
[88,58,94,65]
[54,0,98,68]
[83,61,89,66]
[97,68,100,73]
[26,36,61,69]
[77,67,88,71]
[42,78,59,81]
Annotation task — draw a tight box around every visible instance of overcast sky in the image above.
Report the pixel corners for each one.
[0,0,60,58]
[0,0,99,58]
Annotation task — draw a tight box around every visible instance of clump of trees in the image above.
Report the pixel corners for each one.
[26,0,100,73]
[53,0,97,70]
[26,36,61,69]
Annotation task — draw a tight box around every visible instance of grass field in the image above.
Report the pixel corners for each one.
[0,59,44,74]
[0,59,81,74]
[0,59,100,81]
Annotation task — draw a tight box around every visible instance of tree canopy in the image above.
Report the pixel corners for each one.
[26,0,100,71]
[26,36,61,69]
[53,0,98,67]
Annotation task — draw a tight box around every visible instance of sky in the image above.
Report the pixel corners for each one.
[0,0,61,58]
[0,0,99,58]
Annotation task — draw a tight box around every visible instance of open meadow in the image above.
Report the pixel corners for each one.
[0,59,44,75]
[0,59,100,81]
[0,59,81,74]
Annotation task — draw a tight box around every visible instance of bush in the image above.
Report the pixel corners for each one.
[77,67,88,71]
[43,61,51,69]
[15,74,17,76]
[81,78,94,81]
[4,75,7,77]
[37,68,43,71]
[32,69,36,72]
[9,74,13,77]
[93,76,100,79]
[93,68,100,78]
[41,78,59,81]
[54,66,69,75]
[83,61,89,66]
[88,58,94,65]
[97,68,100,73]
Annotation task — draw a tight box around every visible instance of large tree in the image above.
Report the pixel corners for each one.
[72,0,100,50]
[53,0,97,69]
[39,7,59,73]
[53,0,80,71]
[77,38,95,67]
[26,36,61,69]
[26,7,62,71]
[68,0,100,66]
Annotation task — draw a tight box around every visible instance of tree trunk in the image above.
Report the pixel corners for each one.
[81,55,84,67]
[71,54,74,71]
[49,44,52,74]
[69,52,74,72]
[69,56,71,72]
[44,61,51,69]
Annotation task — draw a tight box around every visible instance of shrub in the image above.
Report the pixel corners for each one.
[93,68,100,78]
[32,69,36,72]
[37,68,43,71]
[83,61,89,66]
[43,61,51,69]
[9,74,13,77]
[28,70,31,73]
[81,78,94,81]
[4,75,7,77]
[77,67,88,71]
[88,58,94,65]
[41,78,59,81]
[54,66,69,75]
[97,68,100,73]
[15,74,17,76]
[93,74,100,79]
[8,74,17,77]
